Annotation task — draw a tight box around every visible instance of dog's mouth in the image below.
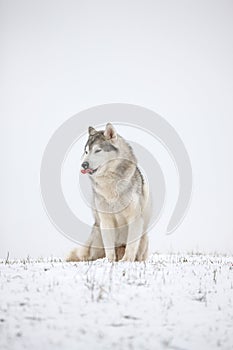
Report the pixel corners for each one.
[80,167,98,175]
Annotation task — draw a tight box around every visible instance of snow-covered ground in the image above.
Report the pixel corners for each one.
[0,253,233,350]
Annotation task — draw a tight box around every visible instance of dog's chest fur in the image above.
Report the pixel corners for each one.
[92,175,133,213]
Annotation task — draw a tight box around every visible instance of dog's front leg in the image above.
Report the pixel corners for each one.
[99,213,116,261]
[121,217,144,262]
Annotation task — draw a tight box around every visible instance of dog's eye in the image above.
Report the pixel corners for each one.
[85,151,88,154]
[95,149,102,153]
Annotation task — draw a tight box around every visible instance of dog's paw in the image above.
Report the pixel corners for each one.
[119,254,136,262]
[105,252,116,262]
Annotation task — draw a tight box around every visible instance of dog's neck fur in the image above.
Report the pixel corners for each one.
[90,136,138,200]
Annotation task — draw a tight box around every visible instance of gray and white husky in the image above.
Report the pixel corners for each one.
[67,123,151,262]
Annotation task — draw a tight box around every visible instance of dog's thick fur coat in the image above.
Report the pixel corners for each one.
[67,123,151,262]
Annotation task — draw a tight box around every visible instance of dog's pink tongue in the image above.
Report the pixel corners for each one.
[81,168,92,174]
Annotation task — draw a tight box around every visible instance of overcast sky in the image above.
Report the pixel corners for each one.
[1,0,233,258]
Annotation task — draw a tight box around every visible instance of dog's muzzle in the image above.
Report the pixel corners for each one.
[81,161,98,175]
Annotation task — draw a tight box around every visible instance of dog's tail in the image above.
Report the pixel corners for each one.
[66,246,90,262]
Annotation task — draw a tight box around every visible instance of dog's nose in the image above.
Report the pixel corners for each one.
[82,161,89,170]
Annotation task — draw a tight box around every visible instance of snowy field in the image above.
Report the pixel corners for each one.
[0,253,233,350]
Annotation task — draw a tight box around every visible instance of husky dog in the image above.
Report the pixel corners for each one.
[67,123,151,262]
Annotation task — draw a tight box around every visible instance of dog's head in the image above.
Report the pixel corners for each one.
[81,123,119,176]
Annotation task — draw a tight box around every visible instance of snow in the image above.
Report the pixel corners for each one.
[0,253,233,350]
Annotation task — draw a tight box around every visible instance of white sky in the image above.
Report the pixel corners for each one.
[1,0,233,258]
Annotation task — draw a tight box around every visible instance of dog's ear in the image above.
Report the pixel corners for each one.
[88,126,97,136]
[104,123,117,141]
